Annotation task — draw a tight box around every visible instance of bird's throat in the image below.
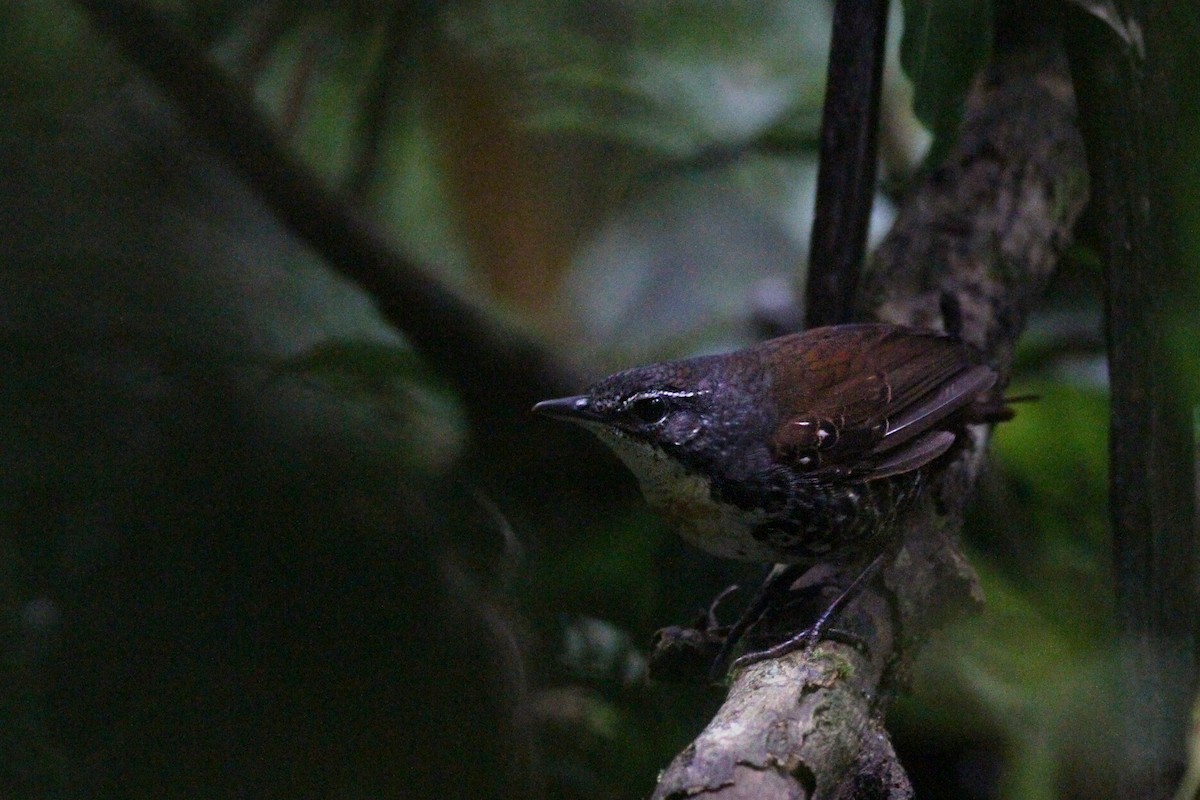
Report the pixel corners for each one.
[584,424,779,561]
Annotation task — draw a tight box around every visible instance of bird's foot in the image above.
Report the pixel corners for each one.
[714,553,888,680]
[727,625,869,673]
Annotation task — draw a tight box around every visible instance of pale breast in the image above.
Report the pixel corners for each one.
[586,425,783,562]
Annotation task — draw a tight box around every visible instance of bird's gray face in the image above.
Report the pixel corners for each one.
[535,359,718,446]
[532,356,768,484]
[533,356,784,561]
[531,366,717,515]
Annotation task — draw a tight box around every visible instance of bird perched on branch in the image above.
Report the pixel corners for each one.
[535,323,1006,675]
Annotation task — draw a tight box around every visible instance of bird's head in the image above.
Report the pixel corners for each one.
[532,351,773,489]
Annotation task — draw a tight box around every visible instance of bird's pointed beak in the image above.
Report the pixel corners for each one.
[532,395,600,422]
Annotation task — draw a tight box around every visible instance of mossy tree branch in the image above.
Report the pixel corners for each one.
[651,12,1089,799]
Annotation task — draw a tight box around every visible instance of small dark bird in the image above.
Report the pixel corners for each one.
[534,323,1004,670]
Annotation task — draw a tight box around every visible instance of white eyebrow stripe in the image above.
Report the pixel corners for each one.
[626,390,705,403]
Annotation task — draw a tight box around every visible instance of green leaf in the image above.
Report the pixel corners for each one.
[279,339,428,391]
[899,0,993,161]
[1062,0,1143,54]
[275,339,467,473]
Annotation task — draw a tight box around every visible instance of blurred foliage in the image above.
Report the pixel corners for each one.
[447,0,831,157]
[275,339,467,473]
[0,2,116,134]
[899,0,993,163]
[1,1,1197,799]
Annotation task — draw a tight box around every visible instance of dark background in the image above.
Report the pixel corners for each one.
[1,2,1196,798]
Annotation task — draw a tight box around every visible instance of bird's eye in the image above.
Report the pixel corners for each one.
[628,396,669,425]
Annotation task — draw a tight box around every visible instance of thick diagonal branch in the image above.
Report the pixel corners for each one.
[652,24,1089,800]
[72,0,607,491]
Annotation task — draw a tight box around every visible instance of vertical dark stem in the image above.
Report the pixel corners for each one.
[1065,4,1199,797]
[805,0,889,328]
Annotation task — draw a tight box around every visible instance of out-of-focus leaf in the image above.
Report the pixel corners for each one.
[991,381,1109,584]
[896,524,1117,798]
[451,0,829,158]
[0,1,118,132]
[562,157,898,366]
[563,169,805,365]
[1063,0,1144,55]
[276,339,466,473]
[559,615,647,685]
[533,508,665,628]
[534,686,623,741]
[279,338,427,387]
[1173,691,1200,800]
[899,0,993,161]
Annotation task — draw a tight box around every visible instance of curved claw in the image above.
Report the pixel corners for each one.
[728,626,869,673]
[705,584,741,630]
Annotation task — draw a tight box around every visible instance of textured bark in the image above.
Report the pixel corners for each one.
[652,26,1089,800]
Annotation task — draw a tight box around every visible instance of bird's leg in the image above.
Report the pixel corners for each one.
[707,563,807,683]
[727,552,888,674]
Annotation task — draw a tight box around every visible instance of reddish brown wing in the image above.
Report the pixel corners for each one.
[768,324,996,479]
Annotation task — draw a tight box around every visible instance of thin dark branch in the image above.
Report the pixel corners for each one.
[805,0,890,328]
